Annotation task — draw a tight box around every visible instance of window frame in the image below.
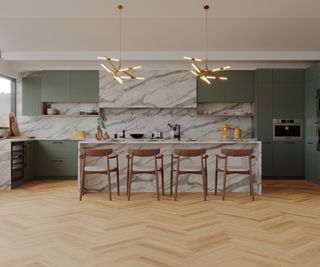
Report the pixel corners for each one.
[0,74,16,115]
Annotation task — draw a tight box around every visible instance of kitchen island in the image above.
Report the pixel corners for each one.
[78,139,262,194]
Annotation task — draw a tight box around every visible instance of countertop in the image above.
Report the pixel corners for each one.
[79,138,260,144]
[1,138,260,144]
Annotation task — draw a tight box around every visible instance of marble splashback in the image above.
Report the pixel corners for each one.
[15,73,252,140]
[99,70,197,108]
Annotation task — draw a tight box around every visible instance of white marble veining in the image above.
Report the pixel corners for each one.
[16,73,252,141]
[0,140,12,190]
[99,70,197,108]
[79,140,262,194]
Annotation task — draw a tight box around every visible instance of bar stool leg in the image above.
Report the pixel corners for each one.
[128,158,133,201]
[126,157,129,196]
[222,157,228,201]
[174,157,180,201]
[170,155,173,196]
[107,158,112,201]
[201,158,207,201]
[205,157,208,196]
[116,157,120,196]
[155,157,160,201]
[215,156,219,196]
[161,157,164,196]
[249,157,254,201]
[80,172,85,201]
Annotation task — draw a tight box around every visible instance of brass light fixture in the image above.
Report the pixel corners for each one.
[184,5,230,84]
[97,5,144,84]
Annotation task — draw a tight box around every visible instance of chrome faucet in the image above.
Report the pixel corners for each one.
[168,123,181,141]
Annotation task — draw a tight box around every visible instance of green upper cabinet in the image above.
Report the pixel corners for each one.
[197,78,225,102]
[256,82,273,140]
[272,81,303,119]
[273,69,303,82]
[41,70,99,103]
[70,71,99,102]
[197,70,254,103]
[41,71,70,102]
[22,76,42,116]
[225,71,254,102]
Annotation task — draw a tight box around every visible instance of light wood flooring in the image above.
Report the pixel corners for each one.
[0,180,320,267]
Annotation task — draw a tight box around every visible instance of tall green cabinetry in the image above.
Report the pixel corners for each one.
[254,69,304,178]
[304,64,320,184]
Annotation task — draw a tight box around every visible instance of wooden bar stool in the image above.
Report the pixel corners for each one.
[127,148,164,201]
[170,148,208,201]
[80,149,119,201]
[215,148,255,201]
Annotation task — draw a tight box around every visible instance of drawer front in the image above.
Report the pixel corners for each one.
[36,141,78,158]
[36,158,77,177]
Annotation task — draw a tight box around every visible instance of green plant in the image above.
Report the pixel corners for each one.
[97,111,107,129]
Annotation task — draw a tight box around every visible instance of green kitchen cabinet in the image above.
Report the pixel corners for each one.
[272,82,303,119]
[197,70,254,102]
[35,140,78,178]
[197,78,225,102]
[273,69,303,82]
[41,70,99,103]
[225,71,254,102]
[41,71,70,102]
[272,141,304,178]
[37,157,78,177]
[255,82,273,140]
[24,141,35,180]
[70,71,99,102]
[304,64,320,184]
[22,76,41,116]
[261,141,273,177]
[305,141,318,182]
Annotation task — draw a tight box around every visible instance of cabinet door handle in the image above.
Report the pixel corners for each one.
[283,141,295,144]
[262,141,272,144]
[52,141,63,144]
[52,159,63,163]
[307,142,314,145]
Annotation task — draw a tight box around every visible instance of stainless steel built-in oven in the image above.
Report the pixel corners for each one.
[273,119,303,140]
[11,142,24,181]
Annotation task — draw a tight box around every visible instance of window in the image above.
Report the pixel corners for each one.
[0,75,16,127]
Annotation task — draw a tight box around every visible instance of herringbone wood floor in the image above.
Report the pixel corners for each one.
[0,180,320,267]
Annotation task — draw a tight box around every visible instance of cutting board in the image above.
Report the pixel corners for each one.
[9,113,21,137]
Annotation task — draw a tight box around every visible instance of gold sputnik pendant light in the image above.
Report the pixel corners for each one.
[184,5,230,84]
[97,5,144,84]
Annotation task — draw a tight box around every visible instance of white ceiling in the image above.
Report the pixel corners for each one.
[1,0,320,62]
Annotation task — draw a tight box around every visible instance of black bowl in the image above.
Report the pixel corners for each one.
[130,133,144,139]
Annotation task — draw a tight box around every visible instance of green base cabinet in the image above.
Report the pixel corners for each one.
[261,141,273,177]
[272,141,304,178]
[22,76,41,116]
[35,141,78,179]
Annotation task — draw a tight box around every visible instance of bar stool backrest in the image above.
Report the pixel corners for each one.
[83,149,113,157]
[221,148,254,157]
[128,148,160,157]
[174,148,206,157]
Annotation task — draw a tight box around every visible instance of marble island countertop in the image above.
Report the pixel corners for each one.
[79,138,260,144]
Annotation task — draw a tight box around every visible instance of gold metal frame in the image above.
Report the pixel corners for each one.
[97,5,144,84]
[184,5,230,84]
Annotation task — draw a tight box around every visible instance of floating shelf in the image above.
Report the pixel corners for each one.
[197,113,254,117]
[41,115,99,118]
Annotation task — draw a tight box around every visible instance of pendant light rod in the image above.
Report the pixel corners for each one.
[204,5,209,69]
[118,5,123,66]
[184,3,230,85]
